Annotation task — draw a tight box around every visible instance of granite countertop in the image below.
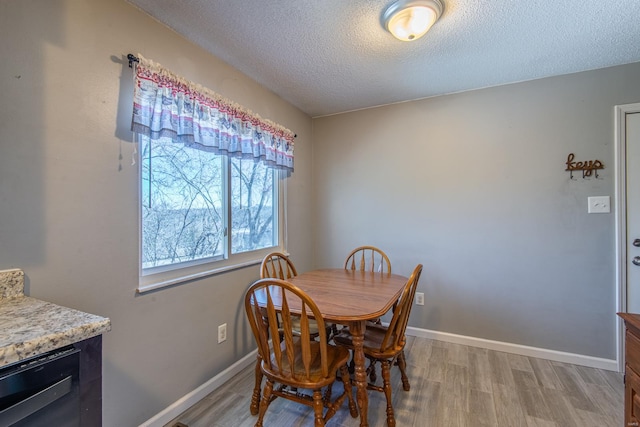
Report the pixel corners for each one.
[0,268,111,368]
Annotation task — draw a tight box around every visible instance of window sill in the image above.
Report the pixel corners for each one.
[136,258,263,294]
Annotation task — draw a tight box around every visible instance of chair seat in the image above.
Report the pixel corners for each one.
[289,316,321,336]
[263,338,351,388]
[333,325,404,359]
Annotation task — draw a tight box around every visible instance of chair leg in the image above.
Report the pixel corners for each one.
[312,389,325,427]
[381,361,395,427]
[256,378,273,427]
[325,324,335,342]
[340,364,358,418]
[250,357,263,415]
[397,350,410,391]
[323,382,333,403]
[348,355,355,374]
[367,359,377,383]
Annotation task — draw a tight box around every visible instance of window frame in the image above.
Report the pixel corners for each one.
[136,137,287,293]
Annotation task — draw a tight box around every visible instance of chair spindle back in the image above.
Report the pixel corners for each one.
[379,264,423,353]
[245,279,330,381]
[344,245,391,273]
[261,252,297,279]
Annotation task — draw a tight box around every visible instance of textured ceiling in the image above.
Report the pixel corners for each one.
[127,0,640,117]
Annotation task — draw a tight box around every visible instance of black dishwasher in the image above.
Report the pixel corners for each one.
[0,346,80,427]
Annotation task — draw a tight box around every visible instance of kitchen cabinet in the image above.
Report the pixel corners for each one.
[0,268,110,426]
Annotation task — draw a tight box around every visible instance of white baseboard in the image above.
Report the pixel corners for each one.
[141,327,619,426]
[406,326,619,372]
[139,349,258,427]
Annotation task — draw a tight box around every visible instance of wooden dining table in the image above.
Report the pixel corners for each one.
[286,268,409,427]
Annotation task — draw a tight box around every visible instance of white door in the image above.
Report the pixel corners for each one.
[626,111,640,312]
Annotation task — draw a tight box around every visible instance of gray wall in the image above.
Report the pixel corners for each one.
[312,62,640,360]
[2,0,639,425]
[0,1,313,426]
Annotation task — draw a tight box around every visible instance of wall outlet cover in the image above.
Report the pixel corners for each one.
[218,323,227,343]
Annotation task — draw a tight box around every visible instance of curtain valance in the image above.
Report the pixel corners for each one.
[131,54,294,172]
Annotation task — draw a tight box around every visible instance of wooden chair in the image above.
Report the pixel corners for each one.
[333,264,423,427]
[250,252,334,416]
[245,278,358,427]
[344,246,392,327]
[260,251,298,281]
[260,252,327,339]
[344,245,391,273]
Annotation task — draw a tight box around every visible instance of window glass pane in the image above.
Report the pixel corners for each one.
[231,157,277,253]
[141,136,224,269]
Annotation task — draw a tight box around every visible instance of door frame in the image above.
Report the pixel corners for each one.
[615,102,640,372]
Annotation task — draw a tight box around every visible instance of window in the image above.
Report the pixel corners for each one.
[139,135,283,290]
[129,54,294,292]
[230,155,277,253]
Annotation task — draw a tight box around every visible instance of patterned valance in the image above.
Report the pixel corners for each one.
[131,54,294,172]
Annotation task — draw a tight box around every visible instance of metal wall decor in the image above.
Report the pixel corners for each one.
[565,153,604,179]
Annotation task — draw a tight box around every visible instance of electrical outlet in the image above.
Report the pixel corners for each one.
[218,323,227,343]
[415,292,424,306]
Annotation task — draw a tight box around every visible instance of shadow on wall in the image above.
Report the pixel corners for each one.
[235,281,258,355]
[111,54,136,145]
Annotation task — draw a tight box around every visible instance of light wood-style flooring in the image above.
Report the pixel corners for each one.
[166,336,624,427]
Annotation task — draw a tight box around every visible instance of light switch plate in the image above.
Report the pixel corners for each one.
[588,196,610,214]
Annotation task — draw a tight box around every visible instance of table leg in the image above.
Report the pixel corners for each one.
[350,320,368,427]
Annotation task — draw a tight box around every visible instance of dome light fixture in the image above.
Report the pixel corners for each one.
[382,0,444,42]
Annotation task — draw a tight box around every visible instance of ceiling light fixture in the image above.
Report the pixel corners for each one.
[382,0,444,42]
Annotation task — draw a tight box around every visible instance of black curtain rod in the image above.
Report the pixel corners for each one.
[126,53,296,138]
[127,53,139,68]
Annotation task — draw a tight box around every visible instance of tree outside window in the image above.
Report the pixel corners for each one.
[140,136,277,272]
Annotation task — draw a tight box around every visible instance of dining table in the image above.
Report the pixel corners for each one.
[282,268,409,427]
